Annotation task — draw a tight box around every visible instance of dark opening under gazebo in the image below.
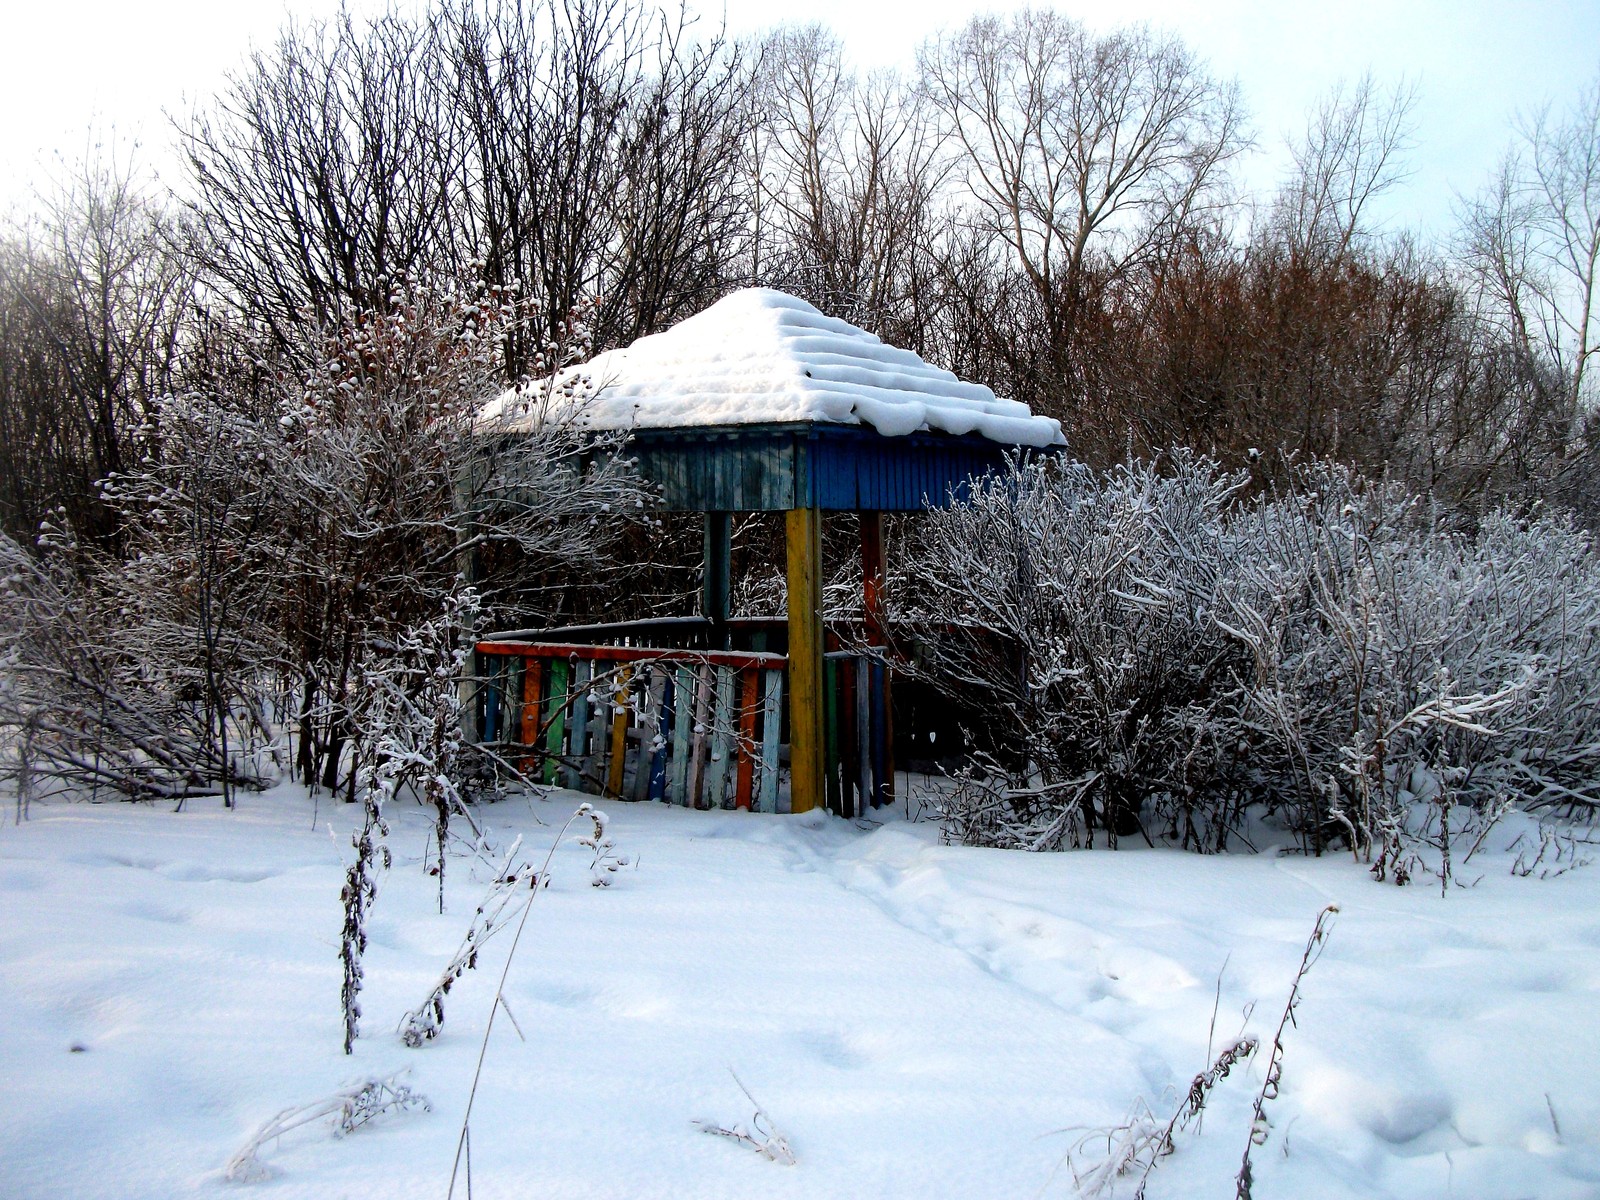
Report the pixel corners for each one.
[472,289,1063,816]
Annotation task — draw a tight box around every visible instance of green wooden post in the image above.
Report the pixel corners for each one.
[542,658,569,786]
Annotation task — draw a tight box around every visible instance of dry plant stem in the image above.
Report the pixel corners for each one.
[397,835,530,1047]
[446,804,594,1200]
[692,1068,796,1166]
[1237,904,1340,1200]
[1057,1034,1258,1200]
[1129,1037,1258,1200]
[224,1071,429,1182]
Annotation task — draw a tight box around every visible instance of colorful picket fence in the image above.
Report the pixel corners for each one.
[474,638,893,817]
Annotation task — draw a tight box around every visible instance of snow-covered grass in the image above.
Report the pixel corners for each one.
[2,787,1598,1199]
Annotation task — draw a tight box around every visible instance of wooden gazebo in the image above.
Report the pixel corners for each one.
[473,289,1063,816]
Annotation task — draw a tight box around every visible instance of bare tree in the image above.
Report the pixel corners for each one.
[1272,72,1417,264]
[442,0,753,361]
[751,26,946,346]
[179,9,459,354]
[0,143,192,546]
[918,11,1245,366]
[1459,69,1600,421]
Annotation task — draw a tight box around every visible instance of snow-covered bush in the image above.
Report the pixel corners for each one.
[895,453,1250,849]
[0,518,278,805]
[1224,466,1600,867]
[0,278,653,806]
[353,588,488,910]
[902,454,1600,869]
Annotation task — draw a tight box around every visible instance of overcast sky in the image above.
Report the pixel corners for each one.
[2,0,1596,240]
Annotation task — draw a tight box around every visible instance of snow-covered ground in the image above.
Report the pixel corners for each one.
[2,787,1597,1200]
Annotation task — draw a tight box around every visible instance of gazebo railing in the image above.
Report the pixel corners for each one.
[476,641,788,811]
[474,635,894,817]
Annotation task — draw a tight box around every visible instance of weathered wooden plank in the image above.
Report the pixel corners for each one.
[566,659,591,792]
[542,658,569,786]
[521,657,544,776]
[687,665,714,808]
[629,666,658,803]
[481,657,499,743]
[670,665,694,805]
[759,667,783,814]
[840,655,858,818]
[856,655,873,818]
[873,659,893,809]
[648,673,671,803]
[735,667,758,810]
[705,665,736,809]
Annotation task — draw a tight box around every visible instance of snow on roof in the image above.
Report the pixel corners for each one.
[484,288,1066,448]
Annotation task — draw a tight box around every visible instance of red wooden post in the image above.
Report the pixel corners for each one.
[735,667,759,810]
[861,511,886,645]
[521,656,544,774]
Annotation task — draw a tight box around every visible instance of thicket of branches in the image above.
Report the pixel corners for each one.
[1,0,1598,809]
[0,277,651,803]
[895,454,1600,867]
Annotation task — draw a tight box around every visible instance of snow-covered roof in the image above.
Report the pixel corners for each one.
[484,288,1065,448]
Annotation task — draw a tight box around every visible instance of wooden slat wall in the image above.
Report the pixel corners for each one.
[476,637,896,820]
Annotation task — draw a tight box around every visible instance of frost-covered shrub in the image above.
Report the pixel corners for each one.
[1224,467,1600,866]
[904,454,1600,867]
[895,452,1252,849]
[0,280,652,805]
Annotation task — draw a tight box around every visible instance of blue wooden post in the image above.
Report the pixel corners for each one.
[759,668,783,813]
[566,659,591,791]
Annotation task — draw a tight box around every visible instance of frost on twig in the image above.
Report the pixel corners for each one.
[398,835,539,1047]
[1064,1036,1258,1199]
[693,1069,796,1165]
[577,807,630,887]
[223,1071,430,1183]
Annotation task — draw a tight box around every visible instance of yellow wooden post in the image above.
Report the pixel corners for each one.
[606,665,632,798]
[786,507,825,813]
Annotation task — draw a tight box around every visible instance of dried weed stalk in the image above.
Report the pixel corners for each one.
[398,835,539,1047]
[1063,1036,1258,1199]
[693,1069,797,1165]
[1236,904,1339,1200]
[224,1071,429,1182]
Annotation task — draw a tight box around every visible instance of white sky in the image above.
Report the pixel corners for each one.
[2,0,1596,240]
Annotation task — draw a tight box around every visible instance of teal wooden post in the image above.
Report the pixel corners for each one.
[567,659,591,791]
[704,512,731,651]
